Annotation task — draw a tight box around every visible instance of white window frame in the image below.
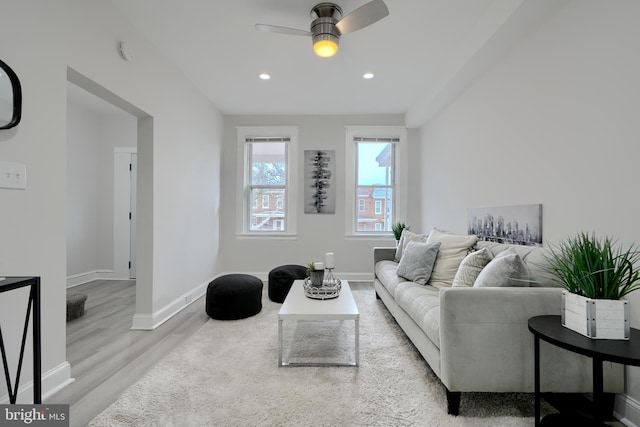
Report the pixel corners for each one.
[344,126,407,237]
[236,126,298,237]
[375,200,382,215]
[262,194,269,209]
[358,198,365,212]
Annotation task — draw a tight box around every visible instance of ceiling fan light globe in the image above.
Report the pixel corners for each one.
[313,39,339,57]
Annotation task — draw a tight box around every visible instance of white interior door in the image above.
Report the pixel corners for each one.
[130,153,137,278]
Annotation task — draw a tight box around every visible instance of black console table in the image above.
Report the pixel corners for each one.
[529,315,640,426]
[0,277,41,404]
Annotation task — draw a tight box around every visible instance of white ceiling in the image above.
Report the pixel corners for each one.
[91,0,565,126]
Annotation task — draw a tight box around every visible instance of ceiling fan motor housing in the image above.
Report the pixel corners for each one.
[311,2,343,47]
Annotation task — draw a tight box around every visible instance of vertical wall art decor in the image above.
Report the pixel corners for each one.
[467,203,543,246]
[304,150,336,214]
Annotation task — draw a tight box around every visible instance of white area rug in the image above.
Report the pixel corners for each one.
[89,289,548,426]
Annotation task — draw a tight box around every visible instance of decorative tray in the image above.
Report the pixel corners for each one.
[303,277,341,300]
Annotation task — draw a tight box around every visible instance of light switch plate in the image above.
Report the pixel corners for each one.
[0,161,27,189]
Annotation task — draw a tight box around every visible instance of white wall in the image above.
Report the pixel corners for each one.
[66,101,103,277]
[417,0,640,424]
[221,114,419,279]
[66,98,137,280]
[0,0,223,401]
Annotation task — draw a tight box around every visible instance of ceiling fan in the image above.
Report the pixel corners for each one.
[255,0,389,58]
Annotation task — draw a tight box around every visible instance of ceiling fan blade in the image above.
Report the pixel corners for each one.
[255,24,312,37]
[335,0,389,35]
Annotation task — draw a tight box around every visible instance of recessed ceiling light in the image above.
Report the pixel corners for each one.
[363,72,374,79]
[259,73,271,80]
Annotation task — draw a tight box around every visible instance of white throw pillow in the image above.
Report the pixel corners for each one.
[394,229,428,262]
[396,241,441,285]
[426,228,478,287]
[473,247,531,287]
[452,248,494,287]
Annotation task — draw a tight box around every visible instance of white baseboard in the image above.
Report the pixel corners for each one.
[216,271,374,283]
[129,272,373,331]
[66,270,120,288]
[130,280,208,330]
[0,362,72,404]
[615,393,640,427]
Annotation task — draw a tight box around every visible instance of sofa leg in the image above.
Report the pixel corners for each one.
[375,291,380,300]
[446,390,461,415]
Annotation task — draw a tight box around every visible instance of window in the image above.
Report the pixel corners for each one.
[237,126,298,235]
[355,139,395,233]
[345,126,407,236]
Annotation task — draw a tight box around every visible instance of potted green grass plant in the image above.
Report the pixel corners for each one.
[306,261,324,287]
[545,232,640,339]
[392,222,410,244]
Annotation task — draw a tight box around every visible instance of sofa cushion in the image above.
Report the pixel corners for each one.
[452,247,493,287]
[394,282,441,348]
[426,228,478,288]
[375,260,409,297]
[396,241,441,285]
[473,247,531,287]
[395,229,429,262]
[476,241,559,287]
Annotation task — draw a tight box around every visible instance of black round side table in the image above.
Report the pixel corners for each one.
[528,315,640,426]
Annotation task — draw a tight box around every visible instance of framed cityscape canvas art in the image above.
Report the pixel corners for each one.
[467,203,542,246]
[304,150,336,214]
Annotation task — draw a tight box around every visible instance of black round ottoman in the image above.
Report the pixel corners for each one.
[206,274,263,320]
[268,264,308,303]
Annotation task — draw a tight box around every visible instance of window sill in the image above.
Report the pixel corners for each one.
[236,233,298,240]
[345,233,395,240]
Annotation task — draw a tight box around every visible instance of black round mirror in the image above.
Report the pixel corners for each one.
[0,59,22,129]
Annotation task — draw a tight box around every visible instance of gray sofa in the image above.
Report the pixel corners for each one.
[374,239,624,415]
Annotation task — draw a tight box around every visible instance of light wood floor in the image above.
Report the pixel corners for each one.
[47,280,210,427]
[49,279,372,426]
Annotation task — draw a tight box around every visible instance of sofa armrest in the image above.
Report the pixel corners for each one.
[374,247,396,268]
[438,286,622,393]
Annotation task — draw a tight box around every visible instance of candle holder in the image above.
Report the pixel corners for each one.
[324,267,337,286]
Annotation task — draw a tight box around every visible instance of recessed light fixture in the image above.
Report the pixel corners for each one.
[259,73,271,80]
[363,72,374,79]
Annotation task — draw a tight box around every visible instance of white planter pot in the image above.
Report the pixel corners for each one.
[561,291,630,340]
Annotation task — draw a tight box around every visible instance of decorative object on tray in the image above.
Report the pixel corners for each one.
[303,277,341,300]
[545,231,640,340]
[324,252,338,286]
[306,261,324,287]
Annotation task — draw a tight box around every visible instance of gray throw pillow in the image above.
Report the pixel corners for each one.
[473,247,530,287]
[396,241,441,285]
[452,248,493,287]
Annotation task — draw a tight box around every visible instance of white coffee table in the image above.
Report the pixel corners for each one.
[278,279,359,367]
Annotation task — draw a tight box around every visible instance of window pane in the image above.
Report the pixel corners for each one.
[357,142,393,186]
[251,142,286,185]
[250,188,286,231]
[356,186,393,232]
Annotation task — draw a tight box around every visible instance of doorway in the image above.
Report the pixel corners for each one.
[113,148,137,279]
[66,67,154,330]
